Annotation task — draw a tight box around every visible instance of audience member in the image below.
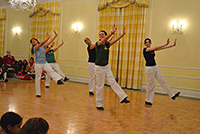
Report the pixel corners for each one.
[21,60,29,75]
[0,57,8,82]
[0,112,23,134]
[18,117,49,134]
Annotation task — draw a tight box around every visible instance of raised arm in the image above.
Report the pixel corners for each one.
[45,42,55,54]
[97,24,116,46]
[89,24,116,49]
[109,26,126,46]
[108,36,114,43]
[146,38,170,52]
[53,40,64,52]
[158,39,177,50]
[35,32,50,50]
[44,31,58,47]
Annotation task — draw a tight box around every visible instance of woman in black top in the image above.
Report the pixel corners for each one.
[143,38,180,106]
[84,31,115,96]
[84,37,96,95]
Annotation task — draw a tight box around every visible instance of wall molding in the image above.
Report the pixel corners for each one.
[60,65,88,78]
[175,76,200,92]
[142,74,173,88]
[59,58,87,62]
[65,74,89,84]
[149,0,153,38]
[158,65,200,70]
[15,55,27,59]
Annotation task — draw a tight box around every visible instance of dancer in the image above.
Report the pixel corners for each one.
[143,38,180,106]
[45,40,69,88]
[84,37,114,96]
[84,37,96,95]
[95,25,130,110]
[30,31,63,97]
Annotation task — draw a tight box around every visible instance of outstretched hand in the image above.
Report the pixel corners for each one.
[47,32,50,39]
[53,30,58,36]
[123,26,126,34]
[166,38,170,45]
[173,39,177,46]
[111,24,117,34]
[61,39,64,44]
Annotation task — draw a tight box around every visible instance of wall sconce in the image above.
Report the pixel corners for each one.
[72,23,83,33]
[12,27,21,35]
[171,20,186,32]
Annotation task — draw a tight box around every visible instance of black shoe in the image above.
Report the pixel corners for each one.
[145,101,152,106]
[4,79,8,82]
[171,92,180,100]
[120,97,130,103]
[63,77,69,82]
[96,107,104,110]
[36,95,41,97]
[46,86,49,88]
[57,80,64,85]
[89,92,94,95]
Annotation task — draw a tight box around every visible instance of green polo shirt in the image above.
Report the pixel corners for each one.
[46,50,56,63]
[95,41,110,66]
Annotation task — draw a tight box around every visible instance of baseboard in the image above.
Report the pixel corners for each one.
[68,76,89,84]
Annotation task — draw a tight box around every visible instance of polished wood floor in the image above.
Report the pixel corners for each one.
[0,79,200,134]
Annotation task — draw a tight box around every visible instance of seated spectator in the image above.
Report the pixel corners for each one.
[0,67,8,82]
[0,112,23,134]
[0,57,3,68]
[18,117,49,134]
[21,60,29,75]
[13,61,20,75]
[3,50,16,71]
[3,50,21,76]
[0,57,8,82]
[18,60,23,74]
[29,57,34,68]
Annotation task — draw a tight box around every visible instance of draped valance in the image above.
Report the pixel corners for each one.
[98,0,149,11]
[29,1,60,18]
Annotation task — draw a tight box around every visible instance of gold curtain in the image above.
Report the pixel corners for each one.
[0,9,6,56]
[29,1,60,59]
[98,0,147,89]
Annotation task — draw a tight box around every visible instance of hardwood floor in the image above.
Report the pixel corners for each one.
[0,79,199,134]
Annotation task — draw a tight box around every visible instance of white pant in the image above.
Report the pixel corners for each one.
[145,66,174,103]
[4,72,7,80]
[88,62,95,92]
[45,63,66,86]
[95,64,128,107]
[35,63,62,96]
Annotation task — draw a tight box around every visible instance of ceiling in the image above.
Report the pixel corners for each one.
[0,0,59,8]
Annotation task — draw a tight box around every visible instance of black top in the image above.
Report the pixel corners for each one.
[95,41,110,66]
[143,48,156,66]
[87,45,96,63]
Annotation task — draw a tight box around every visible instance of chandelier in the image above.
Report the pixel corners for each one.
[9,0,37,11]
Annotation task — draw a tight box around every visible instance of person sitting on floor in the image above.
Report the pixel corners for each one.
[0,57,8,82]
[18,117,49,134]
[21,59,30,75]
[0,112,23,134]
